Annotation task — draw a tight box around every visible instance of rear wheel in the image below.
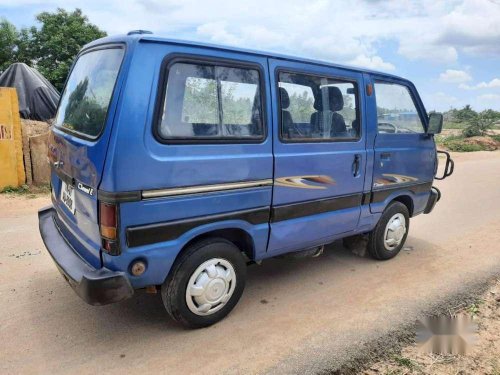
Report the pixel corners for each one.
[368,201,409,260]
[161,238,246,328]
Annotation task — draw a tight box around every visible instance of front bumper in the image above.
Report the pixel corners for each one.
[424,186,441,214]
[38,206,134,305]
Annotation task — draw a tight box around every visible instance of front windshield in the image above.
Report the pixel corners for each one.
[54,47,124,138]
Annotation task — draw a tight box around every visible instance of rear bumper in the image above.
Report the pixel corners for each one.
[424,186,441,214]
[38,206,134,305]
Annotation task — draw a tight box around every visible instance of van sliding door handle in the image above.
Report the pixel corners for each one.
[380,152,392,160]
[352,154,361,177]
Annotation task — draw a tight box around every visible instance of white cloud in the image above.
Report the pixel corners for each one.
[477,94,500,101]
[437,0,500,57]
[439,69,472,83]
[474,93,500,110]
[424,91,460,111]
[459,78,500,90]
[196,22,241,46]
[3,0,500,68]
[349,55,396,71]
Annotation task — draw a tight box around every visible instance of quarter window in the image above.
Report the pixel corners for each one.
[374,83,425,134]
[159,62,264,140]
[278,72,360,141]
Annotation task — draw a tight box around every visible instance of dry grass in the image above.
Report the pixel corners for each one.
[362,279,500,375]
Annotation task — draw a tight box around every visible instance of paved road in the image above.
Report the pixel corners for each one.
[1,151,500,375]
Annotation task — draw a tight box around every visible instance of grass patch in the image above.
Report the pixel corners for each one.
[1,184,30,194]
[443,139,485,152]
[392,355,421,372]
[437,134,499,152]
[1,184,50,196]
[443,121,467,129]
[490,134,500,142]
[467,299,484,316]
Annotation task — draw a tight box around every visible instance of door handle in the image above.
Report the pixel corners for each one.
[352,154,361,177]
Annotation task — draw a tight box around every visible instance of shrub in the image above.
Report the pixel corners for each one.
[444,140,484,152]
[440,135,499,152]
[490,134,500,143]
[462,110,497,137]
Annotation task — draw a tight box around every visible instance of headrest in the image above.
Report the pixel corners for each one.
[279,87,290,109]
[313,86,344,111]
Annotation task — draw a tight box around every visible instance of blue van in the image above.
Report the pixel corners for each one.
[38,31,453,328]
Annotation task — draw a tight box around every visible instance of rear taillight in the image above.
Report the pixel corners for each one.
[99,201,120,255]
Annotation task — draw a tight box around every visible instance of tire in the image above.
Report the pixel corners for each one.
[368,201,410,260]
[161,238,247,328]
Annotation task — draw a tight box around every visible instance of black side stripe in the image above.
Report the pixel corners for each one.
[371,181,433,203]
[125,182,433,247]
[127,206,270,247]
[271,193,362,222]
[362,192,371,205]
[98,190,141,203]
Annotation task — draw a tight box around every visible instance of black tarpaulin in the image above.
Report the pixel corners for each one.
[0,63,60,121]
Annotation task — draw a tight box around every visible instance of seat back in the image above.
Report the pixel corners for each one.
[310,86,347,138]
[280,87,294,138]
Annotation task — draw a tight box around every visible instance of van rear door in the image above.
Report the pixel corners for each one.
[48,45,125,268]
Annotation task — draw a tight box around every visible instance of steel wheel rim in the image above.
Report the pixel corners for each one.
[383,213,406,251]
[185,258,236,316]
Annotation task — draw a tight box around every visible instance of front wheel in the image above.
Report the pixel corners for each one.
[161,238,247,328]
[368,201,410,260]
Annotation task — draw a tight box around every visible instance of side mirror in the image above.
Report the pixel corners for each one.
[427,113,443,134]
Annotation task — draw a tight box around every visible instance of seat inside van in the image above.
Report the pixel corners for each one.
[279,73,357,141]
[310,86,348,138]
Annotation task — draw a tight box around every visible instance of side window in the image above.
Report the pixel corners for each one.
[374,82,425,134]
[158,62,264,140]
[278,72,360,141]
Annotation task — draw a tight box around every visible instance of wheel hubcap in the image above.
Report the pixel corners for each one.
[185,258,236,316]
[383,213,406,250]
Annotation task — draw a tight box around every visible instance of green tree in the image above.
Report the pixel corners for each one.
[454,105,477,123]
[462,109,496,137]
[183,77,219,124]
[20,8,106,90]
[0,18,18,72]
[63,78,107,135]
[288,90,315,122]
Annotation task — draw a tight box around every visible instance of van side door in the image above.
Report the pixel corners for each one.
[267,58,367,256]
[368,75,435,215]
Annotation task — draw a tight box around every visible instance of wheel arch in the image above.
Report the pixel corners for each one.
[169,227,256,276]
[391,194,414,217]
[185,228,255,259]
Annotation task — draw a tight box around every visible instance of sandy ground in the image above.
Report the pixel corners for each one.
[1,151,500,375]
[364,278,500,375]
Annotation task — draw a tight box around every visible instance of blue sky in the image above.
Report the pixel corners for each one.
[2,0,500,111]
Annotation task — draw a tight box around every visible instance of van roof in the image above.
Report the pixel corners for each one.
[84,33,406,82]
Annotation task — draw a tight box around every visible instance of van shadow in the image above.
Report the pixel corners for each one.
[29,235,441,344]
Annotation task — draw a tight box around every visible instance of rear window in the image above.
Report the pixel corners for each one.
[158,62,264,141]
[54,47,124,138]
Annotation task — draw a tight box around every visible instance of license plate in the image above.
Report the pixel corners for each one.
[60,181,76,214]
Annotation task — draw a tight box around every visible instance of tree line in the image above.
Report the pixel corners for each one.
[444,105,500,137]
[0,8,106,91]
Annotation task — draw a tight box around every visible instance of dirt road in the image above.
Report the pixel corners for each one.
[1,151,500,375]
